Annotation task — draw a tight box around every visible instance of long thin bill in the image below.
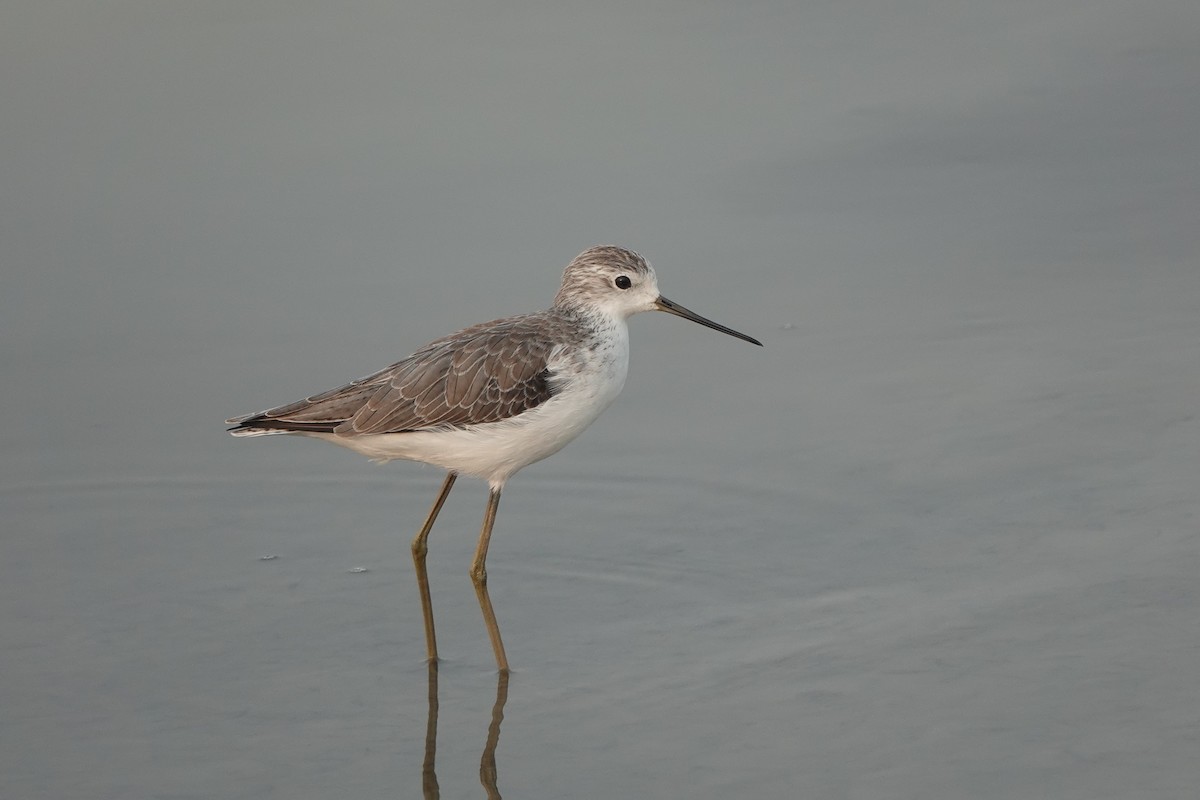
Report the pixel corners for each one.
[655,296,763,346]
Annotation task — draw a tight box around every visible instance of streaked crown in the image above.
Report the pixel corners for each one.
[553,246,659,316]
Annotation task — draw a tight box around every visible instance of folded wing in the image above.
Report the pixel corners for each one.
[226,315,560,436]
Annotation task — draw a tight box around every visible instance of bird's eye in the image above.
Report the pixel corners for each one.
[614,275,632,290]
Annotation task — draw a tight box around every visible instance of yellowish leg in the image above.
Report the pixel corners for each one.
[470,488,510,672]
[411,472,457,663]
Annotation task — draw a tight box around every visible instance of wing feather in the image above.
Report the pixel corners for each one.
[226,312,562,436]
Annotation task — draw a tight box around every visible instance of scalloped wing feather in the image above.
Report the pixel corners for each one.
[227,313,564,436]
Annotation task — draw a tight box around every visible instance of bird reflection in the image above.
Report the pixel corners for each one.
[422,662,440,798]
[422,661,509,799]
[480,669,509,799]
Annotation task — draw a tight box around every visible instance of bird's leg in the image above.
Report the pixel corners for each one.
[470,488,510,672]
[412,471,457,663]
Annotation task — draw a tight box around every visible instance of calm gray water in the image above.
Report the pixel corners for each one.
[3,3,1199,799]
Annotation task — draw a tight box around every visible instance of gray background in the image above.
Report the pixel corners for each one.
[3,2,1198,798]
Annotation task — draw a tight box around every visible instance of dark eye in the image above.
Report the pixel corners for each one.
[614,275,632,290]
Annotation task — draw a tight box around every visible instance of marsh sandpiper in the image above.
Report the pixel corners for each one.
[227,246,761,671]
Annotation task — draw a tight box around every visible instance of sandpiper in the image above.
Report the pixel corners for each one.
[227,246,761,671]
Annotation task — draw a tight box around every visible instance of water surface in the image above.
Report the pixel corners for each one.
[3,2,1199,798]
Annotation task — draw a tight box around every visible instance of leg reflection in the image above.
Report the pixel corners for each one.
[480,669,509,799]
[419,664,509,799]
[422,660,440,799]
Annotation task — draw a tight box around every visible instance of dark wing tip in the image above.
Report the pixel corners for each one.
[226,414,339,434]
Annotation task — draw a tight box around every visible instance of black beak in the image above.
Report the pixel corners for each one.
[654,296,763,346]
